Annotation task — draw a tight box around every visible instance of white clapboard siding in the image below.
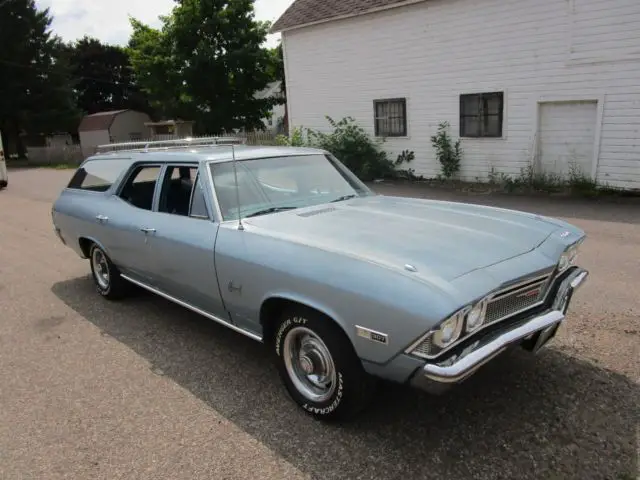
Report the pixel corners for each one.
[282,0,640,188]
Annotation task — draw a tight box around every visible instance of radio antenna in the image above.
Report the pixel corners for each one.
[231,142,244,231]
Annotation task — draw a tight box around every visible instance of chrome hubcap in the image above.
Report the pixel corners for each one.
[91,249,110,289]
[283,326,337,403]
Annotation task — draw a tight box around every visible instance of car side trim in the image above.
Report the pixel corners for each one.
[120,274,263,342]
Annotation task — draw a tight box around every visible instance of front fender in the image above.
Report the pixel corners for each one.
[215,225,461,365]
[253,264,460,365]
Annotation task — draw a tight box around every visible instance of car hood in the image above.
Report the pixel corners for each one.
[242,195,564,282]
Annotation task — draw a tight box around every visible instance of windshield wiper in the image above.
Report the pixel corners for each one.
[330,194,358,203]
[244,206,297,218]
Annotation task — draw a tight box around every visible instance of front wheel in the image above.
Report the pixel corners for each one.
[273,307,375,421]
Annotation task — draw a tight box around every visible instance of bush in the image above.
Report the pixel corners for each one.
[275,127,307,147]
[276,116,414,181]
[430,121,462,179]
[307,116,397,180]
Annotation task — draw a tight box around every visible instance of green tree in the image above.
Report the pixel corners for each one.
[0,0,79,156]
[128,0,279,133]
[66,36,152,115]
[267,43,285,98]
[128,18,192,121]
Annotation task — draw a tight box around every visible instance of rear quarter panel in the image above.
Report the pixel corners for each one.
[52,189,112,258]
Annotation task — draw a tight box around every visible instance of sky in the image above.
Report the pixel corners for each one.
[35,0,295,48]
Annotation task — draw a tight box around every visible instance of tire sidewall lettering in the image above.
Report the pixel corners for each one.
[302,372,344,416]
[275,315,308,357]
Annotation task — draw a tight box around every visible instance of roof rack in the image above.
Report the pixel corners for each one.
[94,136,246,155]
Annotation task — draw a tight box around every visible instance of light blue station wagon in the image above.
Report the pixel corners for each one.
[52,139,588,420]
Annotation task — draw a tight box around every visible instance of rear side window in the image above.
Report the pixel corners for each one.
[118,165,161,211]
[67,159,130,192]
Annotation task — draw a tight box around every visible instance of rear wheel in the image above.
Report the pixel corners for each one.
[273,306,375,421]
[89,244,128,300]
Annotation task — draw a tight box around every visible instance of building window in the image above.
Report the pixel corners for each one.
[374,98,407,137]
[129,132,142,141]
[459,92,504,138]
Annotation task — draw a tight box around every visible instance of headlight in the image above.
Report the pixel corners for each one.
[465,300,487,333]
[432,310,464,348]
[558,242,581,272]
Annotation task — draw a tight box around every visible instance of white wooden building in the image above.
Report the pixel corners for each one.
[272,0,640,189]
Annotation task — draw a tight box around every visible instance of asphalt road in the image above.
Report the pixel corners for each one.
[0,169,638,480]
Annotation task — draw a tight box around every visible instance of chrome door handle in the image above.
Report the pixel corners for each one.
[140,227,156,234]
[95,214,109,222]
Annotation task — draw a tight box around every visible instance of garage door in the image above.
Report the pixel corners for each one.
[538,101,598,178]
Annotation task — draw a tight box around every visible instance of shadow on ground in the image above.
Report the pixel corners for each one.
[52,277,638,480]
[370,182,640,226]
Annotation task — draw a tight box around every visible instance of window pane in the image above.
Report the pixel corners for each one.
[160,166,198,216]
[120,166,160,211]
[484,114,502,136]
[190,174,210,218]
[462,116,480,136]
[377,118,389,136]
[67,159,130,192]
[375,101,388,118]
[485,94,503,115]
[210,155,368,221]
[461,95,480,116]
[132,166,161,184]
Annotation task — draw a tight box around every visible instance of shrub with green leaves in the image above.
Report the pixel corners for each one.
[275,127,307,147]
[275,116,415,181]
[431,121,462,179]
[307,116,399,180]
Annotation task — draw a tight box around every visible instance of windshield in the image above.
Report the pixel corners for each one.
[209,154,373,221]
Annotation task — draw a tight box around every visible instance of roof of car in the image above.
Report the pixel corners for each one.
[86,145,327,164]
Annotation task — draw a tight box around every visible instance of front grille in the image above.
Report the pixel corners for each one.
[485,274,551,325]
[410,335,433,358]
[408,272,553,359]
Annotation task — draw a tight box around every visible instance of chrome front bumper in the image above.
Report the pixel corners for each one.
[409,267,589,395]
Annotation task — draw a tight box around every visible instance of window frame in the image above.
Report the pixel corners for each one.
[459,91,505,138]
[373,98,408,137]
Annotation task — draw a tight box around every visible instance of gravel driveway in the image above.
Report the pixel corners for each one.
[0,168,638,480]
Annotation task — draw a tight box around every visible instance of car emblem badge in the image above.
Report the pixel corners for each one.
[518,288,541,298]
[356,326,389,345]
[560,231,571,238]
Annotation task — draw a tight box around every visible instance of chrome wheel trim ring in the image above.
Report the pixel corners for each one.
[91,248,110,290]
[283,326,337,403]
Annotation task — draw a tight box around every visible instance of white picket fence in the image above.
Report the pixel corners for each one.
[25,145,84,166]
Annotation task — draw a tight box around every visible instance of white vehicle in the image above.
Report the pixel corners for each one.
[0,131,7,189]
